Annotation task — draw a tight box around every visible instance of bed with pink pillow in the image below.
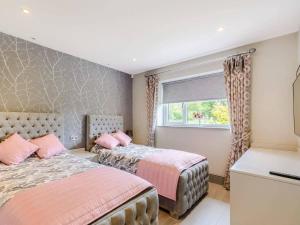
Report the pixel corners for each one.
[86,115,209,218]
[0,112,158,225]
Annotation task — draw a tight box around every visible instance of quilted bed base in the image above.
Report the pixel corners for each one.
[159,160,209,219]
[91,188,159,225]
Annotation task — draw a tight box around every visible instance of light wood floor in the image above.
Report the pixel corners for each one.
[159,183,230,225]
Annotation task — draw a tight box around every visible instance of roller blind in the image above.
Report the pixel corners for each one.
[162,72,226,104]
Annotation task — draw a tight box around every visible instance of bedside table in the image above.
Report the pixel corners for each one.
[69,148,98,162]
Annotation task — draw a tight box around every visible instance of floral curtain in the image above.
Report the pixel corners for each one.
[146,74,160,147]
[223,53,252,190]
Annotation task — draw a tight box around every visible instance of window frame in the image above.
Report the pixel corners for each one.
[162,99,230,129]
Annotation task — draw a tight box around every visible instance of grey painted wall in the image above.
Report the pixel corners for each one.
[0,32,132,148]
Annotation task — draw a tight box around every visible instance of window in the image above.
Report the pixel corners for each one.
[162,72,230,128]
[164,99,230,128]
[167,102,184,123]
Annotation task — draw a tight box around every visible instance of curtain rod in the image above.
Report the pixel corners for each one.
[229,48,256,57]
[144,48,256,77]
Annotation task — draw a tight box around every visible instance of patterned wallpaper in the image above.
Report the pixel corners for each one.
[0,32,132,148]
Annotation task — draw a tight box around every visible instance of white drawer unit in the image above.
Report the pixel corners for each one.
[230,148,300,225]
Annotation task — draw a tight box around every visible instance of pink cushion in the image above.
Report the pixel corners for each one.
[95,134,120,149]
[30,134,66,159]
[0,133,39,165]
[112,131,132,147]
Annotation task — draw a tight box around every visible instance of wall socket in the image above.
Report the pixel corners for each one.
[70,135,79,141]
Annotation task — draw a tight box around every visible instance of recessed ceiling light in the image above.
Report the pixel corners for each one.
[132,58,137,62]
[22,8,30,14]
[217,27,224,32]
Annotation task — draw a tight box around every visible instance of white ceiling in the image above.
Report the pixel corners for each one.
[0,0,300,75]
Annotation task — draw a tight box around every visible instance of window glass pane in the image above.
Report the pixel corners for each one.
[187,99,229,125]
[168,103,183,123]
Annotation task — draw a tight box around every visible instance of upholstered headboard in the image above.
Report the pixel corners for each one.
[86,115,123,150]
[0,112,64,143]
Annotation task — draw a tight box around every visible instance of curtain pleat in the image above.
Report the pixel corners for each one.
[223,54,252,190]
[146,75,159,147]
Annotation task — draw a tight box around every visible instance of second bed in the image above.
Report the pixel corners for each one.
[86,115,209,218]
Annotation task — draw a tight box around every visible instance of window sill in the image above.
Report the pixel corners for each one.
[157,124,230,130]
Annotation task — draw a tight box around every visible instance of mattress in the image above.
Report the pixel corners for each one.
[0,152,159,224]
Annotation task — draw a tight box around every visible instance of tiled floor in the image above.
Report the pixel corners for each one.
[159,183,230,225]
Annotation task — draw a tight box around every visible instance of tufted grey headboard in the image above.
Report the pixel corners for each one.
[0,112,64,143]
[86,115,123,150]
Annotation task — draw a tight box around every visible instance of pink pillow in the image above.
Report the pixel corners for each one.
[112,131,132,147]
[0,133,39,165]
[95,133,120,149]
[30,133,66,159]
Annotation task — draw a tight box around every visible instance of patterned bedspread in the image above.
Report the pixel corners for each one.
[90,144,163,174]
[0,152,101,207]
[90,144,207,201]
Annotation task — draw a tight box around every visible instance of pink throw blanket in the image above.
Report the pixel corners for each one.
[0,167,151,225]
[136,149,206,201]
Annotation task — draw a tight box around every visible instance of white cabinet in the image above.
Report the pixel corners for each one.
[230,148,300,225]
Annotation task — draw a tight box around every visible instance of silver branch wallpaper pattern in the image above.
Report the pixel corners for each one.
[0,32,132,148]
